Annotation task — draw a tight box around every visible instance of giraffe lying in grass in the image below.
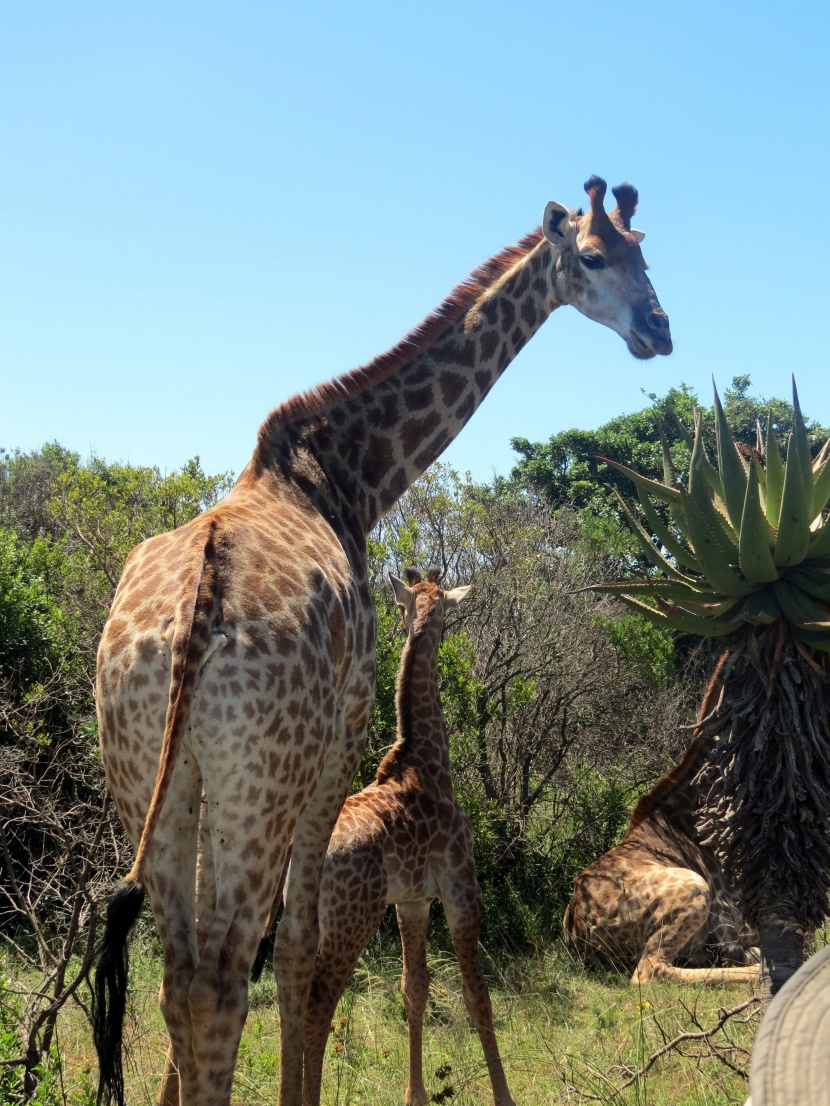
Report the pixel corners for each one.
[301,569,513,1106]
[564,659,759,985]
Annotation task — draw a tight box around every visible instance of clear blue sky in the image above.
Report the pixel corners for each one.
[2,1,829,483]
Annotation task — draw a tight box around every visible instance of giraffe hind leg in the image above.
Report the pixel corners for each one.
[441,879,516,1106]
[302,869,386,1106]
[396,900,432,1106]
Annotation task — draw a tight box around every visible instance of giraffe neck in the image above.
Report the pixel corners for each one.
[376,610,451,788]
[627,732,709,837]
[253,229,563,534]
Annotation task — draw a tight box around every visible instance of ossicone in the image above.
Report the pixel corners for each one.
[611,182,639,230]
[583,175,608,215]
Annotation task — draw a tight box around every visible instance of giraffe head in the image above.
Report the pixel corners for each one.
[543,176,672,360]
[389,567,471,637]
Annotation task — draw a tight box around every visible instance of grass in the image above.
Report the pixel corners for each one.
[2,932,761,1106]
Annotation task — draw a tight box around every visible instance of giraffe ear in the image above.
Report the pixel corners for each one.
[389,574,413,611]
[630,228,646,244]
[444,585,472,608]
[543,201,572,244]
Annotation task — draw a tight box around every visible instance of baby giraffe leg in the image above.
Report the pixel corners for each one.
[302,881,386,1106]
[443,880,515,1106]
[396,900,432,1106]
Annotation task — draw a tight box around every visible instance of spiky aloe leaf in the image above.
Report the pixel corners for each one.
[615,594,738,637]
[597,456,682,506]
[588,580,739,617]
[679,489,753,597]
[765,415,785,529]
[737,589,782,625]
[657,419,676,487]
[687,415,740,552]
[807,518,830,561]
[635,487,701,573]
[713,383,748,529]
[586,580,702,598]
[772,579,830,628]
[785,564,830,602]
[685,409,728,507]
[668,409,727,501]
[793,624,830,651]
[791,377,813,483]
[813,436,830,473]
[773,434,811,567]
[811,453,830,519]
[739,461,779,584]
[655,420,692,532]
[609,488,696,584]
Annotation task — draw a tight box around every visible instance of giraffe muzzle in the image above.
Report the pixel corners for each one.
[629,311,673,358]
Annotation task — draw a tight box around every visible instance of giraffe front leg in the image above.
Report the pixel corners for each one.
[631,870,711,984]
[441,879,515,1106]
[396,900,432,1106]
[302,871,386,1106]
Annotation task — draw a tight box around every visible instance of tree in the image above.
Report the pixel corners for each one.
[590,381,830,999]
[511,376,830,513]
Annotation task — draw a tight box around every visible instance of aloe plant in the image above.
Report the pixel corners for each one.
[591,379,830,999]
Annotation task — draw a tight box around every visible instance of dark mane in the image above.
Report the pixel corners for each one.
[626,731,709,833]
[254,228,545,460]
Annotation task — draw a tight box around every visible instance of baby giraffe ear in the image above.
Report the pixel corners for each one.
[444,584,472,608]
[630,228,646,244]
[543,201,572,243]
[389,574,413,611]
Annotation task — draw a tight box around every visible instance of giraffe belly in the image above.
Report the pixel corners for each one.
[385,857,438,904]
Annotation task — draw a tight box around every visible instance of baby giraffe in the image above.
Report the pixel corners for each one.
[300,568,514,1106]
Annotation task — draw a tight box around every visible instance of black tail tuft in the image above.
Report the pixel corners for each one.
[250,906,280,982]
[92,880,146,1106]
[250,933,272,983]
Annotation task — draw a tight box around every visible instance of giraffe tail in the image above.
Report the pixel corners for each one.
[93,520,221,1106]
[91,881,146,1106]
[250,843,292,982]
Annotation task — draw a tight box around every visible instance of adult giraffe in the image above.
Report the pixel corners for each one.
[93,175,672,1106]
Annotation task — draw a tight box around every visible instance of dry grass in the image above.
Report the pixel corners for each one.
[2,935,764,1106]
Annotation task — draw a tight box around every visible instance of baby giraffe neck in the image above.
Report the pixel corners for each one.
[377,610,451,786]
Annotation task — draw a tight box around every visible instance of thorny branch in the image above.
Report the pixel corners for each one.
[559,997,761,1101]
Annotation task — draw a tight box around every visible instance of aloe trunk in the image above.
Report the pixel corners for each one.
[758,927,805,1004]
[694,630,830,996]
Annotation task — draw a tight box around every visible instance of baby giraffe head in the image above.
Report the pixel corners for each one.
[542,175,672,360]
[389,567,471,637]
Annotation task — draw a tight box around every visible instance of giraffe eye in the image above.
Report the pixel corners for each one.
[580,253,607,271]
